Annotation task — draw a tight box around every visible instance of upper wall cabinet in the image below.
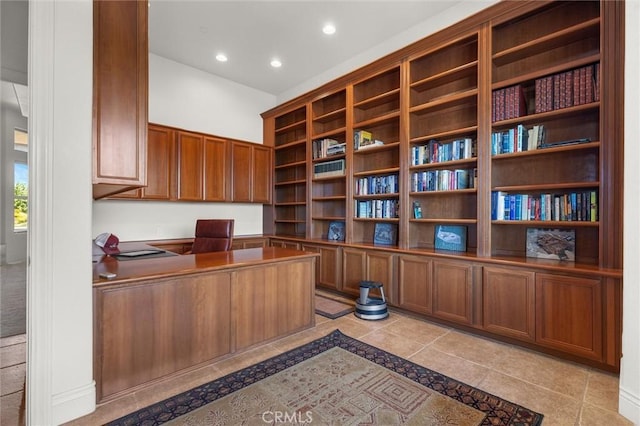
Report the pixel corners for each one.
[92,0,148,199]
[231,141,272,203]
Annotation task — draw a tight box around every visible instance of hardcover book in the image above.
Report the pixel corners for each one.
[327,221,345,242]
[526,228,575,261]
[373,223,398,246]
[434,225,467,252]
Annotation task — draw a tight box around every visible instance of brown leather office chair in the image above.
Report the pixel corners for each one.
[189,219,234,254]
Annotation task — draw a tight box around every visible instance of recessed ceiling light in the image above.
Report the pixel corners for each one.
[215,53,228,62]
[322,23,336,35]
[270,59,282,68]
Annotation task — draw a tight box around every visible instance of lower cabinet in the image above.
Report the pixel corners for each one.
[536,273,603,361]
[342,248,395,302]
[397,255,432,315]
[301,243,342,291]
[233,260,314,351]
[431,259,474,325]
[483,266,536,342]
[270,239,301,250]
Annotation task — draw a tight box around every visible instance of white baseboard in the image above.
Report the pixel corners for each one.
[619,386,640,426]
[52,381,96,425]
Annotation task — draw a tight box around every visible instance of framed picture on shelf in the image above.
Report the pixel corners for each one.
[373,223,397,246]
[526,228,575,261]
[434,225,467,252]
[327,221,345,242]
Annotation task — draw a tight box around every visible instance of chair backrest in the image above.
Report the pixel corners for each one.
[190,219,234,254]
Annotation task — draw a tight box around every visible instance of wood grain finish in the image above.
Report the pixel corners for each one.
[431,259,473,325]
[301,243,342,291]
[397,254,432,315]
[177,131,204,201]
[93,247,317,402]
[204,137,228,201]
[93,0,147,199]
[483,266,536,342]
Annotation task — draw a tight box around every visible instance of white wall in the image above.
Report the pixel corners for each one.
[91,54,277,241]
[29,0,94,424]
[1,82,28,264]
[278,0,498,104]
[620,1,640,423]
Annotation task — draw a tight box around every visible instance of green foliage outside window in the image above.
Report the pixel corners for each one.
[14,182,28,229]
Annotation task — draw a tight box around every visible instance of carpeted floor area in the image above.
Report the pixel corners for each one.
[108,329,544,426]
[0,262,27,338]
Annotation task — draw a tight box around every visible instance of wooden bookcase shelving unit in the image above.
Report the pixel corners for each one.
[262,1,624,371]
[272,106,308,238]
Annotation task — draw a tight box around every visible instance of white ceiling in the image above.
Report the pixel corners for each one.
[149,1,461,97]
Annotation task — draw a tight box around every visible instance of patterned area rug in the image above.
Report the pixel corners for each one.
[109,330,543,425]
[315,294,354,319]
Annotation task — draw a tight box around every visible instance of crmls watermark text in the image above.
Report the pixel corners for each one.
[262,410,313,424]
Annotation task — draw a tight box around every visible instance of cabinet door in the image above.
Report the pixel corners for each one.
[269,239,300,250]
[231,142,252,202]
[204,137,228,201]
[536,273,603,361]
[342,248,367,297]
[92,0,147,198]
[432,260,473,325]
[177,131,204,201]
[342,248,394,301]
[301,244,342,291]
[252,145,272,203]
[483,267,535,342]
[398,255,432,315]
[142,125,175,200]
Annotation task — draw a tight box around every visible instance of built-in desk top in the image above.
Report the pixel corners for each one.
[93,243,317,286]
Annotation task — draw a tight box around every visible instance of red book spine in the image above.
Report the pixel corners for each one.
[586,65,594,103]
[565,70,573,108]
[553,74,560,110]
[535,78,542,113]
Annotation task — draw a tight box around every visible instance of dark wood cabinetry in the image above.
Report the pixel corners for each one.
[535,272,603,361]
[483,266,535,342]
[342,248,395,301]
[92,0,148,199]
[262,1,623,371]
[301,243,342,291]
[231,141,271,203]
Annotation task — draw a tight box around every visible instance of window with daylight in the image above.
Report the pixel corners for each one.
[14,162,28,232]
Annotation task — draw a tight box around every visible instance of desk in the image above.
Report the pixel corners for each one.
[93,247,318,402]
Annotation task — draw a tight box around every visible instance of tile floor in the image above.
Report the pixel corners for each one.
[1,297,633,426]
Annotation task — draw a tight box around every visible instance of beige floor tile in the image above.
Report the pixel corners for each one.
[356,327,426,359]
[408,345,490,387]
[580,402,635,426]
[430,329,513,369]
[491,344,589,399]
[0,390,23,426]
[379,315,450,345]
[584,369,623,413]
[0,334,26,348]
[64,394,137,426]
[0,364,25,397]
[479,370,581,425]
[0,343,26,368]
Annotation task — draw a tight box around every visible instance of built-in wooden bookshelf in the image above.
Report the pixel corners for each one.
[273,106,307,237]
[262,0,624,371]
[408,33,479,253]
[311,89,348,241]
[490,1,602,265]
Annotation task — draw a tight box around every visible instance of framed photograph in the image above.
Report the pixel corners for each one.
[327,221,345,242]
[373,223,398,246]
[434,225,467,252]
[526,228,575,261]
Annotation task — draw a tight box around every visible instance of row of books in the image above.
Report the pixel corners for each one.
[312,138,345,159]
[355,174,399,196]
[491,191,598,222]
[354,130,384,150]
[411,168,476,192]
[491,84,527,122]
[411,138,476,165]
[313,159,345,178]
[355,199,399,219]
[491,124,545,155]
[535,63,599,114]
